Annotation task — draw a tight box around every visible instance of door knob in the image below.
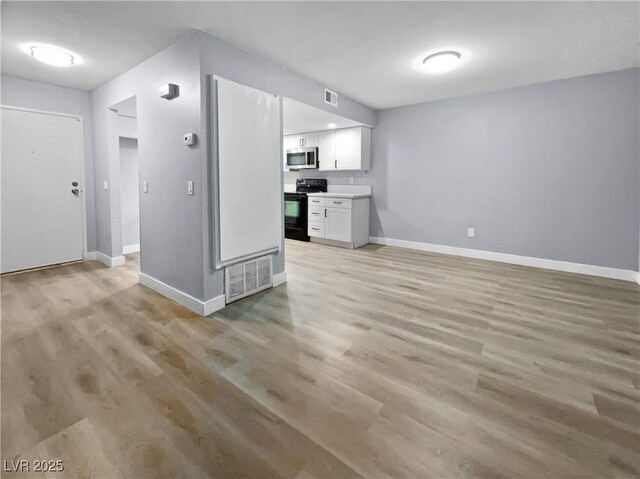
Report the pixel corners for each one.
[71,188,79,196]
[72,181,78,187]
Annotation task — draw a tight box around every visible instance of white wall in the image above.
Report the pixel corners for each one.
[119,137,139,249]
[1,75,96,251]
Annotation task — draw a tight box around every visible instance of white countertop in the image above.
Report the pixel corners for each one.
[306,192,371,199]
[285,184,372,199]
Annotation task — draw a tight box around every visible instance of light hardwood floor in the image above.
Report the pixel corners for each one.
[2,240,639,478]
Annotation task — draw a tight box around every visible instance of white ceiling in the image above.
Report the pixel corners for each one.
[283,97,366,135]
[2,2,638,109]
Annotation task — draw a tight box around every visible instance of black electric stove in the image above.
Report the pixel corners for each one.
[284,178,327,241]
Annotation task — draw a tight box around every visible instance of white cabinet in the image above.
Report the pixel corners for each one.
[301,132,319,148]
[318,127,371,171]
[285,127,371,171]
[284,135,299,151]
[306,195,369,248]
[336,127,371,170]
[318,130,336,170]
[324,208,352,242]
[285,132,319,149]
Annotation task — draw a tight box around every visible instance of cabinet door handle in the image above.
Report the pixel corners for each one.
[333,201,342,205]
[324,208,327,217]
[334,160,337,169]
[312,227,319,231]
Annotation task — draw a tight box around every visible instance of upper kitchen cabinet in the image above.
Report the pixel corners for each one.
[284,134,300,152]
[318,130,336,170]
[287,132,319,148]
[320,127,371,171]
[283,97,372,172]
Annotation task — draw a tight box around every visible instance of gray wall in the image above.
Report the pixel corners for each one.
[92,34,204,298]
[90,31,375,302]
[369,68,640,270]
[118,137,139,248]
[1,75,97,251]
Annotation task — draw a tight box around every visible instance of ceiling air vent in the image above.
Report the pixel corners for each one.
[225,255,273,304]
[325,88,338,107]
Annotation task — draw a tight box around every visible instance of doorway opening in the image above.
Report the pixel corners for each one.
[111,96,140,256]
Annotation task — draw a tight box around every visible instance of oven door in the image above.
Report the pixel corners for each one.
[284,193,307,228]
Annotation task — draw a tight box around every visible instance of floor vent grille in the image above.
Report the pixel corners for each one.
[225,255,273,303]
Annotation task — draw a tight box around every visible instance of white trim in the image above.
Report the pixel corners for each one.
[139,272,227,316]
[0,104,83,120]
[273,271,287,287]
[85,251,125,267]
[369,236,639,283]
[203,295,226,316]
[122,243,140,254]
[636,272,640,286]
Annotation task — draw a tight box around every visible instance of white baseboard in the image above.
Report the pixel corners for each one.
[273,271,287,287]
[369,236,639,283]
[85,251,125,267]
[203,294,227,316]
[122,243,140,254]
[139,272,226,316]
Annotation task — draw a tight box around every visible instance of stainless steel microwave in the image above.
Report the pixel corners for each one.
[286,147,318,170]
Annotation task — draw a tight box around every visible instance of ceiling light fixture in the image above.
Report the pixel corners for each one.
[412,48,469,75]
[327,123,337,129]
[20,43,79,67]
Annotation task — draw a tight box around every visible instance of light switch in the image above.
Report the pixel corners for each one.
[103,180,109,191]
[467,228,475,238]
[143,180,148,193]
[187,180,194,195]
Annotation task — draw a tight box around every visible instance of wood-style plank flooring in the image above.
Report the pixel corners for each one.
[2,240,639,478]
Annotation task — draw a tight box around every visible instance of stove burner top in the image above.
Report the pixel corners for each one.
[296,178,327,193]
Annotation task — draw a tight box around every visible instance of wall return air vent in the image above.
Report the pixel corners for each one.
[224,255,273,303]
[325,88,338,107]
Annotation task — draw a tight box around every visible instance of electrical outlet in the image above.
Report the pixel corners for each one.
[103,180,109,191]
[349,177,354,184]
[143,180,148,193]
[187,180,194,195]
[467,228,475,238]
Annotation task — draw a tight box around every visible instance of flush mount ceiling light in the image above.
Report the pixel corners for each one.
[19,43,79,67]
[327,123,337,129]
[412,48,469,75]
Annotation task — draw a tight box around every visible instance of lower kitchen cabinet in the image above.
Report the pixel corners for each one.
[307,196,369,249]
[324,207,351,242]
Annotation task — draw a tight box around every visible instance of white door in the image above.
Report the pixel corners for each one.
[325,207,352,242]
[335,127,361,170]
[318,130,336,170]
[300,132,319,148]
[1,107,84,273]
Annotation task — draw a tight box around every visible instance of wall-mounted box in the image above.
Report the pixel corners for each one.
[159,83,179,100]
